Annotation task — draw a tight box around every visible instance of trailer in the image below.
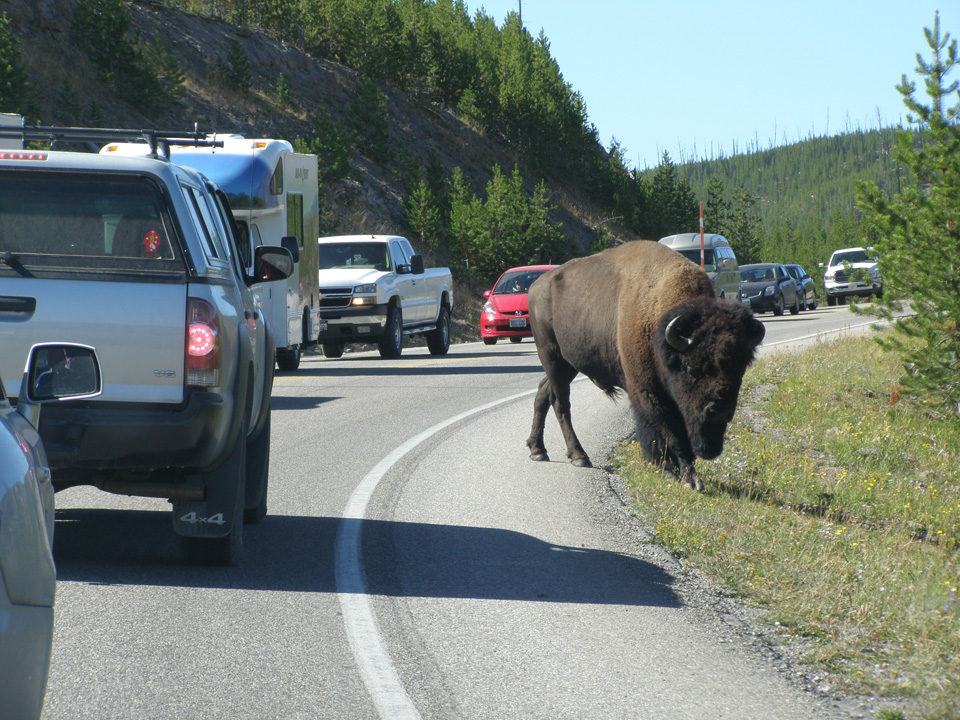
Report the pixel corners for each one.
[100,136,321,370]
[167,138,321,370]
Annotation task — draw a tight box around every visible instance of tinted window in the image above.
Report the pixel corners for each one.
[0,173,173,259]
[678,248,716,272]
[182,184,225,260]
[318,242,390,270]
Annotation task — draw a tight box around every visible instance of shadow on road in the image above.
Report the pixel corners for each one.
[53,511,678,608]
[289,364,543,378]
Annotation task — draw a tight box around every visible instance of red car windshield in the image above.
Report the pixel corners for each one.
[493,270,546,295]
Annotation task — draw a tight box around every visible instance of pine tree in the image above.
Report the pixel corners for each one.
[705,176,730,237]
[275,72,291,107]
[857,12,960,412]
[0,11,28,114]
[222,38,251,95]
[728,185,763,264]
[405,179,441,253]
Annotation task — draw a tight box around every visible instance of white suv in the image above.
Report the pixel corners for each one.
[818,247,883,306]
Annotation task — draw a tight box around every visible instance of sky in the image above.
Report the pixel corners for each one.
[468,0,954,170]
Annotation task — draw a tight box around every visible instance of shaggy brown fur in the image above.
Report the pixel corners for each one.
[526,240,765,489]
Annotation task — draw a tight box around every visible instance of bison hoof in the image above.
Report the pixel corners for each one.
[680,474,704,491]
[571,457,592,468]
[530,452,550,462]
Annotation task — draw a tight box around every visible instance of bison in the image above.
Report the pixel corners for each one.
[525,240,765,490]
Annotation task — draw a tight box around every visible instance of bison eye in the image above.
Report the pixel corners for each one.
[684,364,698,379]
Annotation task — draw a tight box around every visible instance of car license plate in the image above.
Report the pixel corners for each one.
[509,318,527,328]
[319,320,328,332]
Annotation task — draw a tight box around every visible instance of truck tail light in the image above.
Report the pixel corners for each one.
[186,298,220,387]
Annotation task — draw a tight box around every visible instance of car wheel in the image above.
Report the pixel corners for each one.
[180,415,247,567]
[378,305,403,359]
[426,305,451,355]
[483,337,497,345]
[838,295,847,305]
[809,294,817,310]
[875,286,884,299]
[827,295,837,307]
[773,296,785,316]
[790,293,800,315]
[276,345,301,371]
[244,403,270,524]
[322,341,345,359]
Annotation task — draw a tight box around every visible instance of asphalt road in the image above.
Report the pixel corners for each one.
[43,304,878,719]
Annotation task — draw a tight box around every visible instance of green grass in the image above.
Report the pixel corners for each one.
[615,333,960,720]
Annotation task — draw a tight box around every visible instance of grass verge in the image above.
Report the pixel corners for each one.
[615,332,959,720]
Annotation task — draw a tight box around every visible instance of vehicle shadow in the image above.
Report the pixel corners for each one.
[290,364,544,377]
[53,511,678,608]
[269,395,341,411]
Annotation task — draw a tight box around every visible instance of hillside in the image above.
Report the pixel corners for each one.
[4,1,909,314]
[3,0,635,338]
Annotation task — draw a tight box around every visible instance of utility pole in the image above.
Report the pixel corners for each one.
[519,0,522,24]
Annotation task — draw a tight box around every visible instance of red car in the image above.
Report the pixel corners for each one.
[480,265,558,344]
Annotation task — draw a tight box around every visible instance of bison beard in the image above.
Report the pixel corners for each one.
[525,241,765,491]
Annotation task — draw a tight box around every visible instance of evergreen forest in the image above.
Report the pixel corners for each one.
[0,0,932,293]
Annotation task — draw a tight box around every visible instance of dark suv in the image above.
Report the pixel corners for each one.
[0,126,293,565]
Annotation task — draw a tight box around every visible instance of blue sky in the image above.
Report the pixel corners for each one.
[471,1,954,169]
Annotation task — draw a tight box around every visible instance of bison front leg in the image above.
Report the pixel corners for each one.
[632,401,702,490]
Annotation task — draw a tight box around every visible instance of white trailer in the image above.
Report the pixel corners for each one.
[167,138,321,370]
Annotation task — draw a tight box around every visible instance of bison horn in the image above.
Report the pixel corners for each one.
[665,315,693,352]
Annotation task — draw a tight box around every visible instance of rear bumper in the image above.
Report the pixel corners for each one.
[39,390,235,480]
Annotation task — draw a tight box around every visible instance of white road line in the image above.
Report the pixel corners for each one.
[762,318,886,347]
[335,387,539,720]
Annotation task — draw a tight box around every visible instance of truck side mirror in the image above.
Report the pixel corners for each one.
[252,245,294,284]
[410,254,425,275]
[280,236,300,263]
[18,343,102,430]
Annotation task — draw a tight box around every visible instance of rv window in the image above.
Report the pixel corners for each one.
[270,158,283,195]
[286,193,304,248]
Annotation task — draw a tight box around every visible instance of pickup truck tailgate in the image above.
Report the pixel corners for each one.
[0,277,187,403]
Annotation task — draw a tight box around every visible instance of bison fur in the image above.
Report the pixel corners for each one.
[525,240,765,490]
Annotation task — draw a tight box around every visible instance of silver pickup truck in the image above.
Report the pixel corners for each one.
[0,126,294,566]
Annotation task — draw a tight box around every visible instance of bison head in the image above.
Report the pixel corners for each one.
[653,298,765,460]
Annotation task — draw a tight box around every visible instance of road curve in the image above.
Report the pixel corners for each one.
[44,305,868,718]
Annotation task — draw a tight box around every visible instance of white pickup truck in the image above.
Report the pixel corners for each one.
[316,235,453,358]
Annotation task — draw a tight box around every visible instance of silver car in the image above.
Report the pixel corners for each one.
[0,344,101,719]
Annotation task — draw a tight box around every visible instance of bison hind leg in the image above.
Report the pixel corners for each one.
[527,377,552,462]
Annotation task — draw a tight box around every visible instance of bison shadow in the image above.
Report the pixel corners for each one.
[53,510,678,608]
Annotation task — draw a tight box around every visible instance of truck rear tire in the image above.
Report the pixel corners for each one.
[426,305,450,355]
[378,306,403,359]
[276,346,301,371]
[322,341,345,358]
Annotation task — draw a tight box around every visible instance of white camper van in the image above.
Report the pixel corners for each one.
[102,137,321,370]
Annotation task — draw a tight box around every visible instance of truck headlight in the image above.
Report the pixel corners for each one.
[354,284,377,294]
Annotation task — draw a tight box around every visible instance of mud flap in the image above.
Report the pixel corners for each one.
[171,468,243,539]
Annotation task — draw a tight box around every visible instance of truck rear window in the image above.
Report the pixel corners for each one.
[0,173,175,260]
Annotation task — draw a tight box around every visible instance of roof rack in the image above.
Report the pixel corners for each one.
[0,125,223,158]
